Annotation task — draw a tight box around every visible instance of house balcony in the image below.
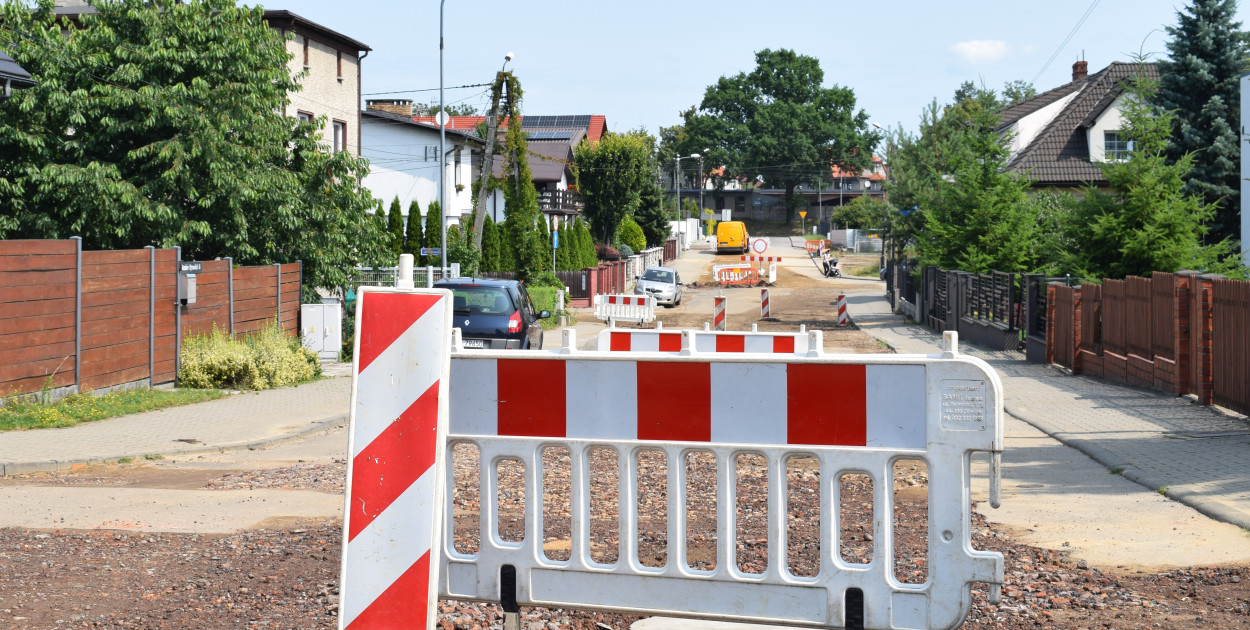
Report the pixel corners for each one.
[538,190,584,215]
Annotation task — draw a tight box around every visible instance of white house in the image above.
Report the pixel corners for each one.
[361,102,482,226]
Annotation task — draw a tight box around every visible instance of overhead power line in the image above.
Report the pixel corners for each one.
[1031,0,1101,86]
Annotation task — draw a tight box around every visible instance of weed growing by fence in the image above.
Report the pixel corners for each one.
[179,322,321,391]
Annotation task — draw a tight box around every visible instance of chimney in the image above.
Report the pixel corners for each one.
[1072,60,1088,82]
[366,99,414,116]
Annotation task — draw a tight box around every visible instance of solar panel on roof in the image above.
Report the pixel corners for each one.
[528,130,575,141]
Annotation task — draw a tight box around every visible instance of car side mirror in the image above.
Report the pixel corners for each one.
[538,310,551,319]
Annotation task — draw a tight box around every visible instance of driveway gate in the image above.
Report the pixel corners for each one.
[341,288,1005,630]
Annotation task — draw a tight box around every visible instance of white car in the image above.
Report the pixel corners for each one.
[633,266,683,307]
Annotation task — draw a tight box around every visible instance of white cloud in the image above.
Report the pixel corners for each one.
[949,40,1009,64]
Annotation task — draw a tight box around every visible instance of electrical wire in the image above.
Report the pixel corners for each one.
[1030,0,1101,86]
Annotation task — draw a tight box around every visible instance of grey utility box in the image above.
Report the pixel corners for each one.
[301,301,342,361]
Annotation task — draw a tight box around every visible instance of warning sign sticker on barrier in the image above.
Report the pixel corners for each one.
[340,287,452,630]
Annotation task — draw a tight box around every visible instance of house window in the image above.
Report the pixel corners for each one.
[332,120,346,153]
[296,110,313,123]
[337,50,343,79]
[302,37,310,69]
[454,147,462,186]
[1104,131,1132,161]
[735,196,746,213]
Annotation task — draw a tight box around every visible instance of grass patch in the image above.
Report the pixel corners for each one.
[849,260,881,278]
[0,387,224,432]
[1158,486,1169,495]
[1109,466,1124,475]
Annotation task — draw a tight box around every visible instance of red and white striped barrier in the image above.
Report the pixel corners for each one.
[341,287,451,630]
[740,255,782,263]
[712,295,726,331]
[836,292,848,326]
[595,327,816,355]
[713,264,757,286]
[450,357,928,447]
[593,293,655,326]
[760,288,770,318]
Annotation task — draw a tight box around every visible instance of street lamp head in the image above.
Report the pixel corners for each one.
[504,51,514,62]
[690,153,700,158]
[871,122,883,130]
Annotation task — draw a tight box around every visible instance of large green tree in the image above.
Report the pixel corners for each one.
[0,0,384,292]
[574,130,656,244]
[634,178,674,247]
[1064,72,1239,278]
[495,76,546,282]
[683,49,879,224]
[1156,0,1248,243]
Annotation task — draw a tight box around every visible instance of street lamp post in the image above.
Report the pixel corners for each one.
[438,0,447,275]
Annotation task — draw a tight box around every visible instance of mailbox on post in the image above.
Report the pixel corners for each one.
[178,261,200,306]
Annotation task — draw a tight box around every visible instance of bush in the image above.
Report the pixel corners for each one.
[618,243,634,257]
[618,217,646,253]
[179,322,320,390]
[595,244,620,261]
[527,286,565,314]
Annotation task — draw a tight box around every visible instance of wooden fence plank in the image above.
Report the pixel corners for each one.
[0,268,76,288]
[0,254,75,272]
[0,298,76,320]
[0,283,75,305]
[81,287,148,309]
[0,312,75,336]
[0,240,77,256]
[0,340,76,366]
[82,249,150,265]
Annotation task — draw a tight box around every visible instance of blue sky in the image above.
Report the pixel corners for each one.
[276,0,1249,139]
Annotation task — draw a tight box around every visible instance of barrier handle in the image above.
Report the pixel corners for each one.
[990,451,1002,509]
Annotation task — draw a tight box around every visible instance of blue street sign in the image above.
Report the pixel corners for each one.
[553,232,559,249]
[420,248,441,256]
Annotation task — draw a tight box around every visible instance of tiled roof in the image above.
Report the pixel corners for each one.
[413,114,607,142]
[361,109,483,144]
[995,80,1086,130]
[1006,62,1157,186]
[489,133,579,182]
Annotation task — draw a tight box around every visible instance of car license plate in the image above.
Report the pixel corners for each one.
[462,339,485,349]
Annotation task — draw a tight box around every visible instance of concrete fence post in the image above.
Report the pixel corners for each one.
[225,256,234,337]
[274,263,282,329]
[72,236,82,393]
[146,246,155,384]
[174,245,182,385]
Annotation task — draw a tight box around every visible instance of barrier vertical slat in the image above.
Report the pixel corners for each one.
[667,444,685,573]
[571,445,592,571]
[765,450,785,581]
[717,451,734,578]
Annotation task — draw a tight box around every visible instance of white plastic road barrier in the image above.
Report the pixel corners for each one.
[340,287,452,630]
[594,294,656,326]
[769,262,778,283]
[712,295,726,330]
[440,329,1004,629]
[761,288,770,318]
[740,255,783,263]
[837,292,849,326]
[595,327,819,355]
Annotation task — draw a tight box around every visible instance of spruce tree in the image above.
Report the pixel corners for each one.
[555,221,572,270]
[1156,0,1247,243]
[404,200,424,260]
[386,197,405,257]
[536,214,552,273]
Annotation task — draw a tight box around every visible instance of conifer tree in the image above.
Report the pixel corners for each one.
[386,197,405,257]
[404,200,424,260]
[1156,0,1248,243]
[481,215,501,272]
[423,201,443,268]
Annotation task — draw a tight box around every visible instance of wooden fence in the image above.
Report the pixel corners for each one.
[1046,272,1249,415]
[1,239,300,399]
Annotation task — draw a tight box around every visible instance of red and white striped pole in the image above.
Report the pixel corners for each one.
[836,292,849,326]
[340,288,451,630]
[713,295,727,331]
[760,288,770,319]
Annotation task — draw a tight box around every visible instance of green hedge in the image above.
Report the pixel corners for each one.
[528,287,565,314]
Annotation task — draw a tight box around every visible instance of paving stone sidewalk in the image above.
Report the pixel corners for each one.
[843,287,1250,530]
[0,376,351,476]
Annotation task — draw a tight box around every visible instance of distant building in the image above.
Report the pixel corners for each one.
[0,50,35,100]
[361,100,483,225]
[997,60,1157,190]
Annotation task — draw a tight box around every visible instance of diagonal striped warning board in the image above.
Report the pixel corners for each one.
[340,288,452,630]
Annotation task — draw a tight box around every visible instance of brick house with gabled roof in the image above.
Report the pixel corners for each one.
[999,61,1157,190]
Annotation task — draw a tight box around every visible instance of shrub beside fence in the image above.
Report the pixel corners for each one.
[0,239,300,400]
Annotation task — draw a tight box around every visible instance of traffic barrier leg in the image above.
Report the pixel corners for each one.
[837,292,848,326]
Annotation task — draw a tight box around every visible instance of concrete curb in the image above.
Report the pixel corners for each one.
[1004,401,1250,531]
[0,412,349,477]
